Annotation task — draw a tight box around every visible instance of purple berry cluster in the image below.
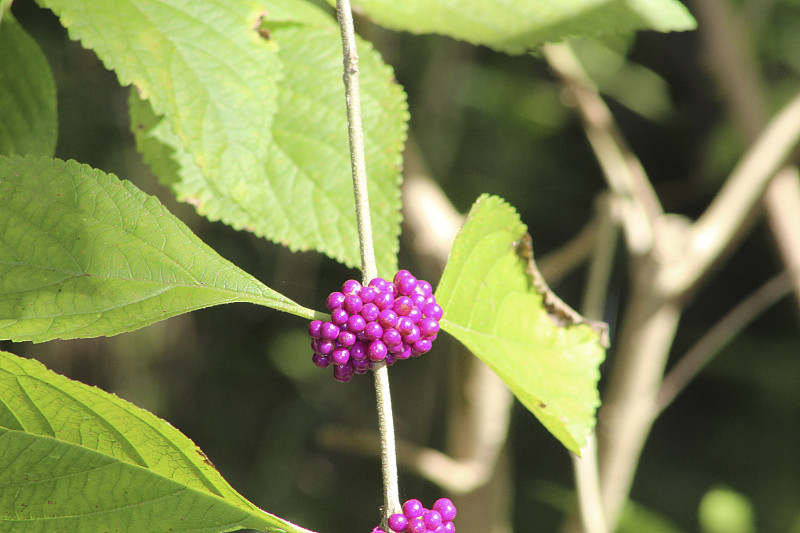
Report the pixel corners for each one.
[373,498,458,533]
[309,271,443,382]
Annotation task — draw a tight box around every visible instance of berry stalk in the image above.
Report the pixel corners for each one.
[335,0,401,520]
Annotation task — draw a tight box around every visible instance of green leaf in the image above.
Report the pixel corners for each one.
[436,194,606,454]
[347,0,697,54]
[0,14,57,157]
[0,350,315,533]
[129,0,406,276]
[0,155,315,343]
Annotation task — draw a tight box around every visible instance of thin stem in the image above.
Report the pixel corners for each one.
[335,0,401,521]
[657,269,796,413]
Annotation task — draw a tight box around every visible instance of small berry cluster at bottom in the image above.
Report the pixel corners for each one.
[372,498,457,533]
[309,271,443,382]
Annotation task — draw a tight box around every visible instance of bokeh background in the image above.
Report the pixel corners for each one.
[4,0,800,532]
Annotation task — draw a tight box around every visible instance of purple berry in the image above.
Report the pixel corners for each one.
[342,279,362,296]
[418,317,440,337]
[326,292,345,311]
[396,316,415,335]
[331,308,349,325]
[374,291,395,310]
[396,347,412,360]
[402,325,421,344]
[410,292,427,309]
[352,358,371,373]
[330,347,350,365]
[393,296,413,316]
[433,498,457,522]
[314,339,335,356]
[308,320,323,338]
[388,512,408,532]
[367,341,387,361]
[412,339,432,356]
[403,499,425,519]
[363,321,384,341]
[393,270,412,284]
[372,528,388,533]
[338,330,357,348]
[423,510,442,530]
[396,274,418,296]
[360,286,378,303]
[385,354,396,366]
[416,280,433,297]
[350,342,368,361]
[347,314,367,333]
[407,307,422,324]
[369,277,392,292]
[311,353,330,368]
[382,328,402,347]
[344,295,363,315]
[378,309,399,328]
[320,321,340,340]
[406,517,426,533]
[388,341,406,354]
[360,302,380,322]
[423,303,443,320]
[333,362,354,382]
[440,522,455,533]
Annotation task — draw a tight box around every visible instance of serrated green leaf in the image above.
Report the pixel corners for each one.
[0,155,316,343]
[0,14,57,157]
[348,0,697,54]
[129,0,405,276]
[436,194,605,454]
[0,350,315,533]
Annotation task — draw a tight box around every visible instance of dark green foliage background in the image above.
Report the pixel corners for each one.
[4,1,800,532]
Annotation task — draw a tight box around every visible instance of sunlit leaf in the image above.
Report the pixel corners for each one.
[0,350,315,533]
[436,194,606,454]
[0,155,315,343]
[0,14,57,156]
[348,0,697,54]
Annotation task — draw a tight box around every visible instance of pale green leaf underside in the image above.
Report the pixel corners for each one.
[436,195,605,454]
[349,0,697,54]
[0,155,314,343]
[0,350,314,533]
[130,0,405,277]
[0,14,57,157]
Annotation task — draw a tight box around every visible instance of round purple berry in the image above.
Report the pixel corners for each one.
[314,338,335,356]
[330,347,350,365]
[436,522,455,533]
[382,328,403,347]
[388,341,407,354]
[406,517,426,533]
[343,295,363,315]
[331,308,349,326]
[433,498,457,522]
[406,307,422,324]
[347,314,367,333]
[338,330,357,348]
[359,286,378,303]
[341,279,362,296]
[396,274,418,296]
[402,325,421,344]
[378,309,399,328]
[360,302,380,322]
[374,291,395,310]
[326,292,345,311]
[410,292,427,309]
[396,316,415,335]
[416,280,433,297]
[369,277,392,292]
[388,513,408,532]
[402,499,425,519]
[393,296,413,316]
[393,270,412,284]
[308,320,323,338]
[367,341,388,361]
[385,354,396,366]
[412,339,432,356]
[418,317,440,337]
[352,358,371,373]
[350,341,368,361]
[311,353,330,368]
[363,321,384,341]
[423,510,442,530]
[320,321,340,340]
[333,362,354,382]
[396,347,412,360]
[423,303,443,320]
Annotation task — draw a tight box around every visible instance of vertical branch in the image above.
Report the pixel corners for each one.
[335,0,401,521]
